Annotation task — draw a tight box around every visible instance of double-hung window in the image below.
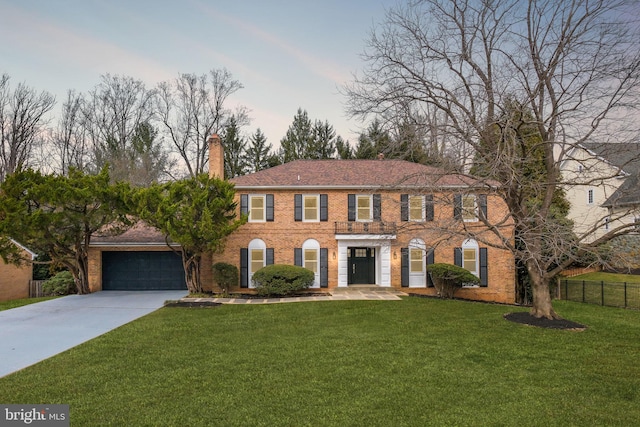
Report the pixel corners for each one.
[462,195,478,222]
[587,189,594,205]
[357,195,372,221]
[249,195,265,222]
[409,248,424,273]
[409,195,424,221]
[303,195,319,222]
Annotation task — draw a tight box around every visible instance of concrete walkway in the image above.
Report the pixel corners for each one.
[0,291,186,378]
[181,287,407,305]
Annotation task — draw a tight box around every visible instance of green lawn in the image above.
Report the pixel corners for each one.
[1,298,640,426]
[567,271,640,283]
[560,272,640,308]
[0,296,57,311]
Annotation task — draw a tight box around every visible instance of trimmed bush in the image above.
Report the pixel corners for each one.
[42,270,77,296]
[252,264,314,297]
[212,262,238,295]
[428,263,479,299]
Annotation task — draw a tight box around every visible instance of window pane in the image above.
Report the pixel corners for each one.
[304,249,318,273]
[357,196,371,221]
[463,248,476,273]
[409,196,423,221]
[251,249,264,273]
[462,195,476,221]
[410,248,423,273]
[250,196,264,221]
[304,196,318,221]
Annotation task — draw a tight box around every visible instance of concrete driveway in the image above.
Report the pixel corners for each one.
[0,291,186,378]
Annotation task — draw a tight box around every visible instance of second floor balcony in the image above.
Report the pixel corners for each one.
[335,221,397,235]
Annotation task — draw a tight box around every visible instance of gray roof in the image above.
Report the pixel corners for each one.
[583,143,640,207]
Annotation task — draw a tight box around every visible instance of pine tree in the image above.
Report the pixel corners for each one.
[279,108,314,162]
[245,128,272,172]
[335,136,353,159]
[222,116,248,178]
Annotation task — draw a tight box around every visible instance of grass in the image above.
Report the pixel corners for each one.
[0,296,57,311]
[1,298,640,426]
[567,271,640,283]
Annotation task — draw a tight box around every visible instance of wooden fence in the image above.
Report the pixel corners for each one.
[29,280,46,298]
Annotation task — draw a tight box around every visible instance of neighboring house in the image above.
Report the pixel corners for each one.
[561,143,640,243]
[87,135,516,304]
[0,240,36,302]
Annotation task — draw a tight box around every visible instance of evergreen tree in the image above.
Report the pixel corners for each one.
[279,108,314,162]
[245,128,272,172]
[222,116,248,178]
[309,120,336,159]
[335,136,353,159]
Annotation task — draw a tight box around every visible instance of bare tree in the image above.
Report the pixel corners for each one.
[0,74,56,181]
[345,0,640,319]
[156,69,243,178]
[48,90,89,175]
[82,74,170,184]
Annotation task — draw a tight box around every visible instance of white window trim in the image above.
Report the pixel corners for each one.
[302,239,320,288]
[302,194,320,222]
[356,194,373,222]
[248,238,266,288]
[409,195,425,222]
[248,194,267,223]
[461,238,480,287]
[462,195,479,222]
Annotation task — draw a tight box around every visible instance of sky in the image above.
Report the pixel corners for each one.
[0,0,399,149]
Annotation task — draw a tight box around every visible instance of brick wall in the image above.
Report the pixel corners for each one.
[0,251,33,302]
[210,188,516,303]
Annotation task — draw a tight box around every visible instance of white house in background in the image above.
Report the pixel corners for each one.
[561,142,640,243]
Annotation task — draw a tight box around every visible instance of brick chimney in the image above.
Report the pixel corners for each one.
[208,134,224,179]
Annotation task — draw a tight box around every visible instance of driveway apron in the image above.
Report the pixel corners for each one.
[0,291,186,378]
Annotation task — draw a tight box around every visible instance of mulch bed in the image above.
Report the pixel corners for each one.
[504,312,587,331]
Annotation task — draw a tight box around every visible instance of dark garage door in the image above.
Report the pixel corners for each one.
[102,251,187,291]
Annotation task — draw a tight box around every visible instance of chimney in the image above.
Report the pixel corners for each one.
[208,134,224,179]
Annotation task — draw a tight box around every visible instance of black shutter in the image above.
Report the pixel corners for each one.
[294,248,302,266]
[426,249,435,287]
[426,194,434,221]
[266,194,274,221]
[294,194,302,221]
[454,247,462,267]
[479,248,488,287]
[478,194,487,220]
[348,194,356,221]
[320,194,328,221]
[266,248,274,265]
[373,194,381,220]
[240,194,248,216]
[240,248,248,288]
[453,195,462,220]
[401,248,409,287]
[401,194,408,221]
[320,248,328,288]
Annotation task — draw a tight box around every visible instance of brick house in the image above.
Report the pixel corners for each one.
[207,136,516,303]
[87,136,516,303]
[0,240,36,302]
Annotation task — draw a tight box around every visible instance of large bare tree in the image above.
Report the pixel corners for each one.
[345,0,640,319]
[47,90,89,175]
[156,69,243,178]
[0,74,56,181]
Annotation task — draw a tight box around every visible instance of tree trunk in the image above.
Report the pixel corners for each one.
[182,253,202,294]
[527,264,559,319]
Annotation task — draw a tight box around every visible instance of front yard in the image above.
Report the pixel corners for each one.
[1,298,639,425]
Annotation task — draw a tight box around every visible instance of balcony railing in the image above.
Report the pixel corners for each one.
[334,221,397,235]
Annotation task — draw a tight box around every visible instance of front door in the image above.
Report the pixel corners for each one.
[348,247,375,284]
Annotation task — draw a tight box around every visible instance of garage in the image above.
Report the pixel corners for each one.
[102,251,187,291]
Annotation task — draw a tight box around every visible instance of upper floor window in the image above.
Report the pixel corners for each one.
[461,195,477,222]
[304,195,319,221]
[587,189,594,205]
[241,194,274,222]
[454,194,487,222]
[357,195,372,221]
[409,195,424,221]
[250,195,265,222]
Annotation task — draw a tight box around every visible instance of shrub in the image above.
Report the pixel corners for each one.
[212,262,238,295]
[252,264,314,297]
[42,271,77,296]
[428,263,479,299]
